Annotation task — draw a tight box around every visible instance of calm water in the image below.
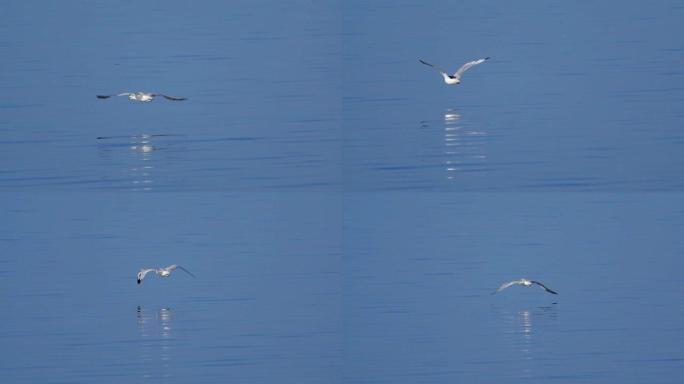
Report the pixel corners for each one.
[1,1,684,383]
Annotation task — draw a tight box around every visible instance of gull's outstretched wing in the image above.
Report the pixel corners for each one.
[163,264,196,278]
[419,59,448,76]
[492,279,523,294]
[97,93,131,99]
[453,57,489,79]
[531,280,558,295]
[137,268,157,284]
[153,94,187,101]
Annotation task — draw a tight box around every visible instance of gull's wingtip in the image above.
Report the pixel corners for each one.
[137,279,141,284]
[177,265,197,278]
[161,95,188,101]
[484,57,490,60]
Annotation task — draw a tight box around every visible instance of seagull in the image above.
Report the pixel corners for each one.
[137,265,196,284]
[492,278,558,295]
[419,57,489,85]
[96,92,186,102]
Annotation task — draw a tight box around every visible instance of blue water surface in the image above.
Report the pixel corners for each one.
[1,1,684,383]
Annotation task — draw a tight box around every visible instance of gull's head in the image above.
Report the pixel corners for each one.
[160,270,171,277]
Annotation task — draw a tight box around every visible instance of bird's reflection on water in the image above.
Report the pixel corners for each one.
[96,134,173,191]
[442,108,488,179]
[136,306,174,379]
[493,305,558,378]
[129,134,156,154]
[128,134,155,191]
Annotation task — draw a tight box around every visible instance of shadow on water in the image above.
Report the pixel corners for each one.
[137,306,174,380]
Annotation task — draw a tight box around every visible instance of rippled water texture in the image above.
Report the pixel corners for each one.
[1,1,684,383]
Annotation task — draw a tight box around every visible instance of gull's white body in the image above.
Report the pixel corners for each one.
[419,57,490,85]
[442,74,461,85]
[137,264,195,284]
[128,92,155,102]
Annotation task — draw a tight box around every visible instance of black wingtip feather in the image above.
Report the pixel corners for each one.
[161,95,187,101]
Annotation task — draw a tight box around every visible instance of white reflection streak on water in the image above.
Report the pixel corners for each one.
[443,108,487,179]
[137,306,173,380]
[519,309,533,357]
[444,109,461,179]
[499,308,534,379]
[96,133,157,191]
[518,309,534,378]
[159,308,172,366]
[498,305,558,379]
[129,134,155,191]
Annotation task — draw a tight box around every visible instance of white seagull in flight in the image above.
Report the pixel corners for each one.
[97,92,186,102]
[419,57,489,85]
[137,264,196,284]
[492,278,558,295]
